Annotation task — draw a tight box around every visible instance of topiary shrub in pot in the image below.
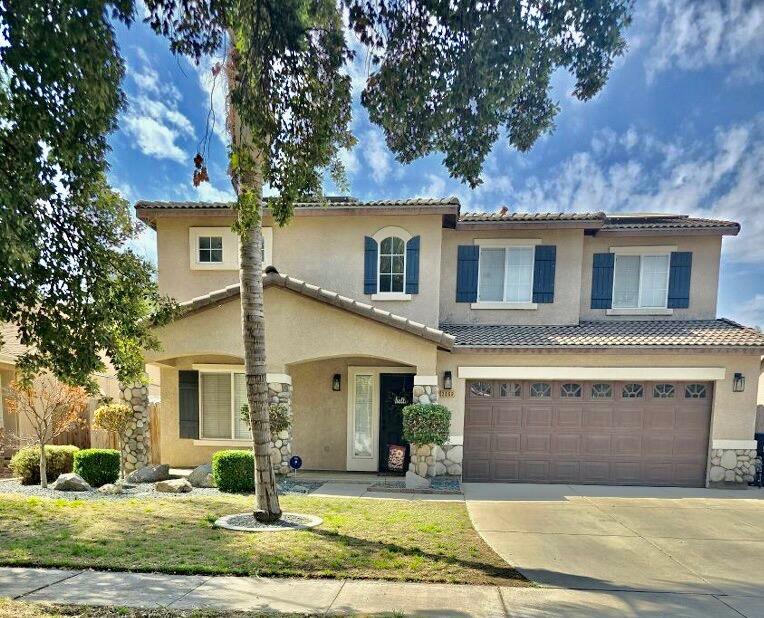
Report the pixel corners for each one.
[10,445,79,485]
[402,403,451,478]
[212,449,254,493]
[73,449,120,487]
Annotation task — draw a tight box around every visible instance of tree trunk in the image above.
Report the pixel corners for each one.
[226,35,281,523]
[240,212,282,522]
[39,444,48,488]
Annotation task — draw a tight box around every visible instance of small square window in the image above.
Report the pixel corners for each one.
[560,383,582,398]
[591,383,612,399]
[199,236,223,263]
[530,382,551,398]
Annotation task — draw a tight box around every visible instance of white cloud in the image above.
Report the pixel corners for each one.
[362,129,392,183]
[509,119,764,264]
[123,115,188,163]
[644,0,764,83]
[338,147,359,175]
[418,173,447,198]
[122,54,195,164]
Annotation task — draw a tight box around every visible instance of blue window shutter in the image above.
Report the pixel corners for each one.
[178,370,199,439]
[364,236,378,294]
[405,236,420,294]
[456,245,479,302]
[532,245,556,303]
[668,251,692,308]
[591,253,615,309]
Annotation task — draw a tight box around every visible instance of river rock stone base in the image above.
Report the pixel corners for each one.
[268,381,293,476]
[413,384,439,404]
[120,383,151,473]
[708,448,756,487]
[409,443,463,478]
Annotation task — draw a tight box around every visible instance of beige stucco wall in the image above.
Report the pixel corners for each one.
[439,228,584,325]
[154,213,444,325]
[580,234,722,321]
[290,356,406,471]
[436,349,761,446]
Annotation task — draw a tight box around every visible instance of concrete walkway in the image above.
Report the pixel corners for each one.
[3,566,763,617]
[465,482,764,614]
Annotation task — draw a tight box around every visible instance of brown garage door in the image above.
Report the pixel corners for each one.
[463,380,712,486]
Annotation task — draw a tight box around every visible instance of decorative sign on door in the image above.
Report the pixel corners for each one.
[394,395,408,404]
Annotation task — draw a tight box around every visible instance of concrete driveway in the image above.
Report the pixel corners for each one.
[465,483,764,612]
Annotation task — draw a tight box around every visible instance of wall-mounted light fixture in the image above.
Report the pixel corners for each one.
[332,374,342,391]
[733,372,745,392]
[443,370,453,390]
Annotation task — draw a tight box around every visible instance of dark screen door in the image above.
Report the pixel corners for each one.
[378,373,415,473]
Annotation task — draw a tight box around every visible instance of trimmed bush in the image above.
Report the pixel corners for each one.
[212,449,254,493]
[10,445,79,485]
[73,449,120,487]
[402,403,451,446]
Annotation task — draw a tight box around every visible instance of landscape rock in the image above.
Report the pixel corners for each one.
[98,483,123,495]
[126,464,170,484]
[187,463,215,488]
[720,450,738,470]
[53,473,91,492]
[405,470,430,489]
[155,478,192,493]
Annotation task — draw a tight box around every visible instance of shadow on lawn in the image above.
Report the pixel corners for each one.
[305,526,526,584]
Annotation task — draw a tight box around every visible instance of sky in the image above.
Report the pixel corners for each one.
[108,1,764,329]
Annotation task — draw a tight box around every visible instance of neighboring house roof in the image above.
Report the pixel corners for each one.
[440,319,764,351]
[178,271,456,350]
[460,211,605,222]
[601,214,739,234]
[0,323,26,364]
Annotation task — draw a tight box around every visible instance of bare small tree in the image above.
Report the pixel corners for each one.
[93,402,133,479]
[6,375,88,487]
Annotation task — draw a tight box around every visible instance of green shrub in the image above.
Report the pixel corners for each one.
[9,445,79,485]
[73,449,120,487]
[238,403,291,436]
[402,403,451,446]
[212,449,254,493]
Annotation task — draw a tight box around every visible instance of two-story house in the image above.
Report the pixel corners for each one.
[136,197,764,488]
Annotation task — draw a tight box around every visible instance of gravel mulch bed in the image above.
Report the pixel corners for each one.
[0,477,325,501]
[367,475,462,494]
[214,511,323,532]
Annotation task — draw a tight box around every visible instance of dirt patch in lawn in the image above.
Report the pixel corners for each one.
[0,493,526,586]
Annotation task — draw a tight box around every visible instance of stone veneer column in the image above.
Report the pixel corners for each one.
[709,448,756,486]
[408,376,463,478]
[266,375,292,476]
[119,382,151,473]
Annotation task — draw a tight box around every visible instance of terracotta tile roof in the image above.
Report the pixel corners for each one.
[460,211,605,222]
[179,271,455,350]
[0,323,27,363]
[440,319,764,350]
[136,196,460,211]
[601,214,739,233]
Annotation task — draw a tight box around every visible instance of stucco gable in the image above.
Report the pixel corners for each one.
[175,271,455,350]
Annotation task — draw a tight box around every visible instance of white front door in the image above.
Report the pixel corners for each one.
[347,370,378,471]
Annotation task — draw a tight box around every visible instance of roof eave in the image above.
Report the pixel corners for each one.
[451,344,764,353]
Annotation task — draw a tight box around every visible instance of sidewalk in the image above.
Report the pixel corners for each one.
[1,566,758,617]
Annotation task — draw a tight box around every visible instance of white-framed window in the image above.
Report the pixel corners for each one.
[378,236,406,293]
[189,226,273,271]
[370,226,412,300]
[611,249,671,309]
[199,370,250,440]
[478,246,534,303]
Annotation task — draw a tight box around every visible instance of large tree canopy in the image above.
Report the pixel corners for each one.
[0,1,176,389]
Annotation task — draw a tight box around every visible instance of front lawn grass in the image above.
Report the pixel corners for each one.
[0,493,525,586]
